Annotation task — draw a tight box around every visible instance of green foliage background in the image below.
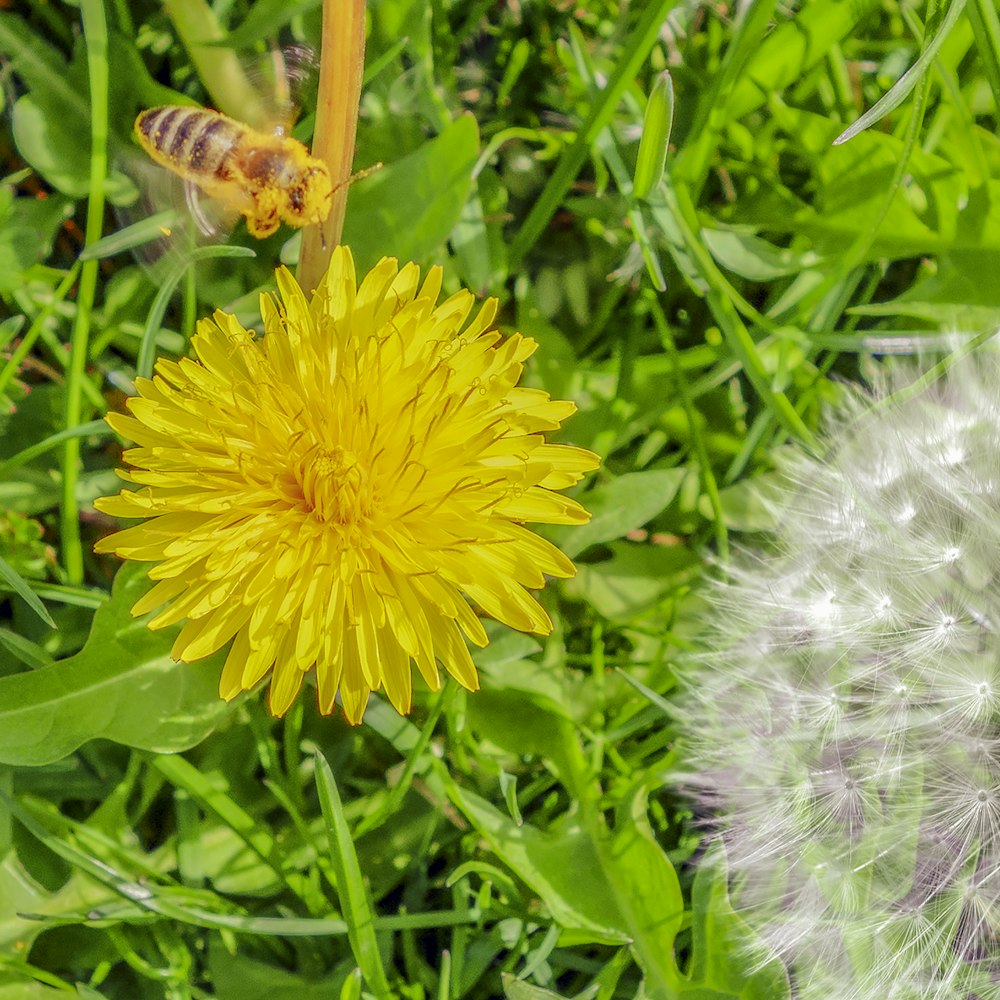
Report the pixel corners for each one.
[1,0,998,997]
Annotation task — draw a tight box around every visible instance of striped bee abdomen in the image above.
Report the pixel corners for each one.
[132,102,332,240]
[135,107,241,179]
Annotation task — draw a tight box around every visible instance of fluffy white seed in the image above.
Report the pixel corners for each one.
[683,344,1000,999]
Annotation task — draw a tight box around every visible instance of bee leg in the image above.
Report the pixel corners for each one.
[246,200,280,239]
[246,188,283,239]
[185,180,217,237]
[247,212,280,238]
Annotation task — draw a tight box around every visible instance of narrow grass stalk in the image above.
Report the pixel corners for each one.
[1,420,109,481]
[832,0,963,146]
[137,245,255,379]
[672,0,776,194]
[797,27,934,318]
[0,760,11,856]
[314,750,392,998]
[297,0,367,293]
[62,0,109,584]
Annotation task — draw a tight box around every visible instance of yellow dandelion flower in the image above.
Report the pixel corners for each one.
[94,247,598,723]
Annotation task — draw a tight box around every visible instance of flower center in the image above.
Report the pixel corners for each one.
[300,444,376,525]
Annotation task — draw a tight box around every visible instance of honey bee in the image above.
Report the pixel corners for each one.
[133,106,332,239]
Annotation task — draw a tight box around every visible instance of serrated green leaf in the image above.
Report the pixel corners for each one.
[0,562,233,765]
[565,541,699,621]
[0,850,114,953]
[680,849,791,998]
[445,778,630,944]
[601,783,684,993]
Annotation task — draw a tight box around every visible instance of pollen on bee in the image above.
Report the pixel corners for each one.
[133,104,333,241]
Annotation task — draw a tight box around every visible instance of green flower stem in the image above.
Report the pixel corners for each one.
[62,0,109,584]
[162,0,265,126]
[298,0,367,293]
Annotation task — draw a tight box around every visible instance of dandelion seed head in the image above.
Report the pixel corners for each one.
[682,342,1000,998]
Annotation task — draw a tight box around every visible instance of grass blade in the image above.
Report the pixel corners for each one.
[0,420,110,478]
[969,0,1000,112]
[151,754,326,915]
[137,244,256,378]
[61,0,110,584]
[0,555,56,628]
[834,0,968,145]
[314,748,392,998]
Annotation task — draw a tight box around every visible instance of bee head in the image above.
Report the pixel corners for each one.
[287,165,333,226]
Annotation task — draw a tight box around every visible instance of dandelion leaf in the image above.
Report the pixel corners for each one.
[0,562,232,765]
[681,848,791,998]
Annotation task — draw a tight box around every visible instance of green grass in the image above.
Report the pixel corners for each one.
[1,1,999,997]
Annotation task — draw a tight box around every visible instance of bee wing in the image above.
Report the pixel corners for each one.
[107,45,318,272]
[241,44,318,135]
[109,149,239,280]
[183,178,238,239]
